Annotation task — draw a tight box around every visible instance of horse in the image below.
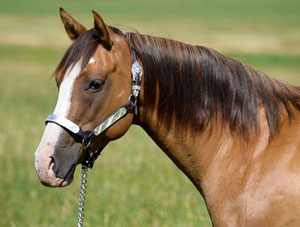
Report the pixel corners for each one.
[35,8,300,227]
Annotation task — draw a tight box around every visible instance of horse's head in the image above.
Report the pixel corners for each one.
[35,8,137,187]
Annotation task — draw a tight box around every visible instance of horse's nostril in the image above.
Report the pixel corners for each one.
[50,155,58,174]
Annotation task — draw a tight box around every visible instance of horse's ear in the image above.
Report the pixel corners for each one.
[92,10,113,47]
[59,7,87,41]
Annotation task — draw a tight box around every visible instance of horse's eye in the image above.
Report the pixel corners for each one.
[88,79,104,92]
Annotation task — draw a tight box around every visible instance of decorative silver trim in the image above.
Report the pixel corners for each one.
[132,60,142,76]
[131,60,142,98]
[44,54,142,141]
[46,114,80,134]
[93,107,127,136]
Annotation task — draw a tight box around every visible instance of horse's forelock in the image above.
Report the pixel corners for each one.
[54,29,99,81]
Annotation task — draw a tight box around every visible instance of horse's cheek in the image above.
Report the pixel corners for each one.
[105,114,134,140]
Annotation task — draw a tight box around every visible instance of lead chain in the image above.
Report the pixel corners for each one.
[77,165,89,227]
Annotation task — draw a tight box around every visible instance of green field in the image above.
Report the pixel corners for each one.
[0,0,299,226]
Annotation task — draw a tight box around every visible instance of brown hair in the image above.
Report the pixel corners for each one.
[55,27,300,139]
[127,33,300,138]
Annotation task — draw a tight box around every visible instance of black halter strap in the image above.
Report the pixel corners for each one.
[45,50,142,168]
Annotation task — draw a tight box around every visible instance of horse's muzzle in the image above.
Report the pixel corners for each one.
[34,123,80,187]
[35,152,69,187]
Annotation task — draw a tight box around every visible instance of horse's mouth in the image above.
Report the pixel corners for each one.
[60,163,76,186]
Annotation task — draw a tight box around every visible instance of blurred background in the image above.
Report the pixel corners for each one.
[0,0,299,226]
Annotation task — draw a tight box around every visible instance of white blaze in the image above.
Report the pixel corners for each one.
[35,61,82,178]
[53,62,82,116]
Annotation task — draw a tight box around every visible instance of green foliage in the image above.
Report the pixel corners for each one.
[0,0,299,226]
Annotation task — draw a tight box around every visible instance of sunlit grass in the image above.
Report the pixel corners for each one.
[1,0,299,54]
[0,0,299,226]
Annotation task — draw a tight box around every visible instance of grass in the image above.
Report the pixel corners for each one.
[0,0,299,226]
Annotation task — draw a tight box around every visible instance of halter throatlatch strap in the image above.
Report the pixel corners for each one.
[45,50,142,169]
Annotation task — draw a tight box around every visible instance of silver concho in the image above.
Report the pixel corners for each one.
[131,60,142,98]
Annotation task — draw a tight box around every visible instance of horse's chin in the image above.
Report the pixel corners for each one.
[39,163,76,187]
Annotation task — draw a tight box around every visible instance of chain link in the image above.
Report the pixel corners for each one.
[77,165,89,227]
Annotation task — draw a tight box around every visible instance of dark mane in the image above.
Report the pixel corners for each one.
[55,27,300,139]
[126,33,300,138]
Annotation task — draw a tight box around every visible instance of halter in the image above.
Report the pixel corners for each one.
[45,51,142,168]
[46,46,142,227]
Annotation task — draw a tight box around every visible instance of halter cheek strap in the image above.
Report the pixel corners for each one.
[45,51,142,168]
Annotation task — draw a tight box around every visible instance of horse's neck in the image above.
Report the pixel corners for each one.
[135,104,281,193]
[136,103,300,192]
[136,97,300,225]
[135,105,246,193]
